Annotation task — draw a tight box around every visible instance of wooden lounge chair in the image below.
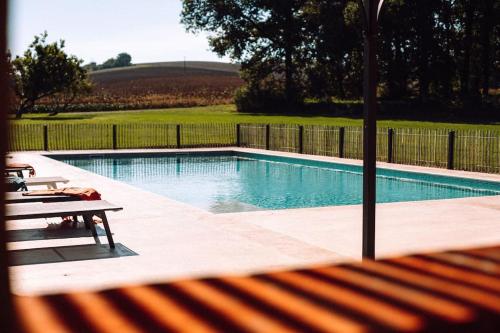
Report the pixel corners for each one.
[5,192,79,204]
[24,177,69,190]
[13,244,500,332]
[5,200,122,248]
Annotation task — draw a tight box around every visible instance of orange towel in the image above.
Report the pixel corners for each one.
[7,163,36,177]
[23,187,101,201]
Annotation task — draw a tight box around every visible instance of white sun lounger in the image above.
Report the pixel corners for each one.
[24,177,69,189]
[5,200,122,248]
[5,191,79,204]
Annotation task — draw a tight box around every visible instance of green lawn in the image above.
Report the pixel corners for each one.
[9,104,500,130]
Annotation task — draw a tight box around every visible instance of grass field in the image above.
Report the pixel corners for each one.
[11,104,500,130]
[9,104,500,173]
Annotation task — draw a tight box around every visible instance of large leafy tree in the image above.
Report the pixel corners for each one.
[83,53,132,72]
[115,52,132,67]
[9,32,91,118]
[182,1,498,112]
[181,0,309,109]
[303,0,363,100]
[98,52,133,70]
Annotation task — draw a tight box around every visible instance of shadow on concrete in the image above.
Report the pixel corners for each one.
[8,243,137,266]
[7,223,107,242]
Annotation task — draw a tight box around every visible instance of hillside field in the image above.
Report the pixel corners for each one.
[58,61,244,110]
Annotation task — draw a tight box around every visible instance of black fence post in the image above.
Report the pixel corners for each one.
[43,125,48,151]
[298,126,304,154]
[265,124,270,150]
[112,125,117,150]
[236,124,241,147]
[448,131,455,170]
[338,127,345,158]
[176,125,181,149]
[387,128,394,163]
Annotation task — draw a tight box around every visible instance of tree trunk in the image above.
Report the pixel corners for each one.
[335,64,345,99]
[15,101,29,119]
[394,36,404,98]
[284,47,294,107]
[415,2,432,103]
[460,0,474,98]
[417,44,430,103]
[283,3,295,110]
[441,5,453,99]
[16,99,36,119]
[480,0,494,98]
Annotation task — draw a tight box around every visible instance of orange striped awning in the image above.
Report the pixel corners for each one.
[14,245,500,332]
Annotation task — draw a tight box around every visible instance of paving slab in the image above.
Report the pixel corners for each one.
[6,148,500,295]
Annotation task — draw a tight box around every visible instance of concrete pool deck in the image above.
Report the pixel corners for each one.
[6,148,500,296]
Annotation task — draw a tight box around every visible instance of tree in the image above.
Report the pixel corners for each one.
[182,1,498,112]
[94,53,132,70]
[478,0,496,98]
[99,58,116,69]
[9,32,91,118]
[83,62,98,72]
[378,0,412,99]
[115,53,132,67]
[303,0,364,100]
[181,0,309,110]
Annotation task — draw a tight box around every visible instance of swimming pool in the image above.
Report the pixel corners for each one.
[52,151,500,213]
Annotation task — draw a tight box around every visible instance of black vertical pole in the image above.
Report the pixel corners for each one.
[447,131,455,170]
[112,124,117,150]
[387,128,394,163]
[176,125,181,149]
[236,124,241,147]
[361,0,380,260]
[298,125,304,154]
[338,127,345,158]
[43,125,49,151]
[265,124,270,150]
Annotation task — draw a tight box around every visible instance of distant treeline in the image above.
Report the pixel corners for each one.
[84,53,132,71]
[182,0,499,112]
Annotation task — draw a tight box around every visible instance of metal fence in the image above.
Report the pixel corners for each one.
[8,123,500,174]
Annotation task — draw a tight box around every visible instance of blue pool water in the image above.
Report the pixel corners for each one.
[52,152,500,213]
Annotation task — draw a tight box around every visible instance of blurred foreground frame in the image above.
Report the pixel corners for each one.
[1,0,15,332]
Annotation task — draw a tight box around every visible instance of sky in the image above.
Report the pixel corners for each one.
[8,0,229,64]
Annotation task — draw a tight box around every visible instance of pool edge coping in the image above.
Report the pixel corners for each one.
[34,146,500,183]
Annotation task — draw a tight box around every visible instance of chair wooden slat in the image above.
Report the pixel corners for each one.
[121,285,218,333]
[314,266,473,322]
[392,255,500,292]
[220,276,367,333]
[15,297,71,333]
[174,280,295,333]
[66,292,142,333]
[360,260,500,314]
[13,246,500,333]
[269,270,423,332]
